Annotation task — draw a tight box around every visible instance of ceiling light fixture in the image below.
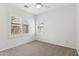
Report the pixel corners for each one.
[36,3,42,8]
[24,3,49,9]
[24,5,29,8]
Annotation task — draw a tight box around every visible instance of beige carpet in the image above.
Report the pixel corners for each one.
[0,40,78,56]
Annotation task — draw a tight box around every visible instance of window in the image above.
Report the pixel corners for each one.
[11,23,21,34]
[11,16,28,35]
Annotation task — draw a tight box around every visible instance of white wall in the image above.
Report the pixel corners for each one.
[36,4,76,49]
[0,4,9,51]
[0,4,35,51]
[76,4,79,55]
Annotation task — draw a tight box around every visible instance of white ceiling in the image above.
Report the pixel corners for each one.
[9,3,75,15]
